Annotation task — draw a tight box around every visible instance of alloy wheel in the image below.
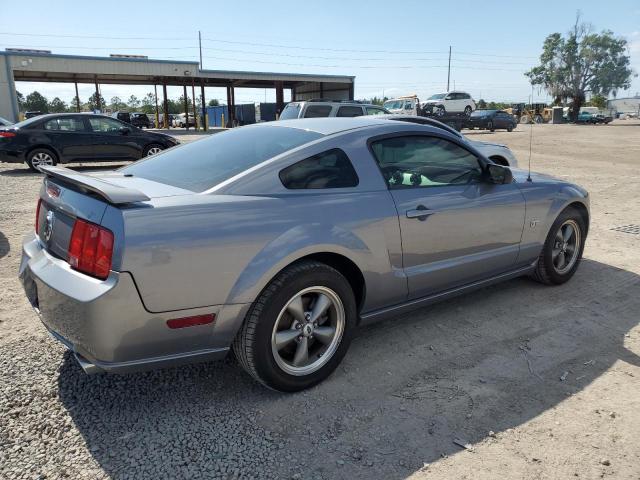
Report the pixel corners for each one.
[147,147,163,156]
[31,152,54,168]
[552,219,581,274]
[271,286,345,376]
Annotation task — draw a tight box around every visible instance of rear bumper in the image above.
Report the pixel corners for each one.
[0,148,25,163]
[19,233,250,374]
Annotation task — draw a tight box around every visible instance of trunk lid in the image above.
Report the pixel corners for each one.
[36,166,193,264]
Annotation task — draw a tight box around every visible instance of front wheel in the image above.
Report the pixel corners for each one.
[464,106,472,116]
[507,124,514,132]
[488,121,495,132]
[233,261,356,392]
[531,208,586,285]
[435,106,446,116]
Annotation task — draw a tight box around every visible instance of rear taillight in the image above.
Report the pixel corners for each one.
[35,199,42,233]
[68,218,114,280]
[0,131,16,138]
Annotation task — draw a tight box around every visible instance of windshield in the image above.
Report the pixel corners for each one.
[121,125,323,192]
[427,94,447,100]
[279,103,302,120]
[383,100,404,110]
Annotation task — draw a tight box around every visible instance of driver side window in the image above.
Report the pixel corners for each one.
[370,136,482,189]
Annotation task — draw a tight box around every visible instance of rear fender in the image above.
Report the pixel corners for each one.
[225,223,368,306]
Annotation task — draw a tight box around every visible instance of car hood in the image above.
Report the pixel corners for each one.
[510,168,567,184]
[471,140,508,148]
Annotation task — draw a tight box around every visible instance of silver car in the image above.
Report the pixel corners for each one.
[19,117,589,391]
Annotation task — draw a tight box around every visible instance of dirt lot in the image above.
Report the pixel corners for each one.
[1,121,639,479]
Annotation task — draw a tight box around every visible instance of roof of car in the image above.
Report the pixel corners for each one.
[266,116,458,137]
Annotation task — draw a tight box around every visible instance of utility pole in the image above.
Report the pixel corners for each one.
[198,31,203,70]
[447,46,451,92]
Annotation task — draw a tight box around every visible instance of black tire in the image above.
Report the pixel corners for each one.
[531,207,586,285]
[26,148,57,172]
[464,106,472,116]
[488,121,495,132]
[507,124,514,132]
[143,144,164,157]
[233,260,357,392]
[436,106,446,116]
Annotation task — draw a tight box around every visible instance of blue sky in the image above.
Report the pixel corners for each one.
[2,0,639,105]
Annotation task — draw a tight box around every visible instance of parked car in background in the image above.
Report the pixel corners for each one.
[0,113,179,171]
[383,95,421,115]
[422,91,476,116]
[375,114,519,167]
[25,111,43,119]
[467,110,517,132]
[279,100,389,119]
[19,117,589,392]
[112,111,132,124]
[0,116,13,127]
[173,113,196,128]
[130,112,152,129]
[576,112,598,124]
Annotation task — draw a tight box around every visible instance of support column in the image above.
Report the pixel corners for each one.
[154,84,159,128]
[74,81,80,112]
[291,86,296,102]
[230,84,236,126]
[225,85,232,127]
[94,81,101,111]
[348,82,354,101]
[275,81,284,119]
[319,82,324,99]
[183,85,189,130]
[191,81,197,130]
[162,82,169,129]
[200,80,207,131]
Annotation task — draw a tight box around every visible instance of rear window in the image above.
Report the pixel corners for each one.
[121,125,323,192]
[279,149,359,189]
[336,106,363,117]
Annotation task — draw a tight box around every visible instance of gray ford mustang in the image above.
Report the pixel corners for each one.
[19,117,589,391]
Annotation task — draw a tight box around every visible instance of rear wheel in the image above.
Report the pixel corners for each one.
[532,208,586,285]
[233,261,356,392]
[507,124,514,132]
[464,106,473,116]
[26,148,57,172]
[143,144,164,157]
[488,121,495,132]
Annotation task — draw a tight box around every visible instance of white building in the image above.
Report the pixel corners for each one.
[607,96,640,115]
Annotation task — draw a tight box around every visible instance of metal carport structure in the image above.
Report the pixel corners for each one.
[0,51,355,125]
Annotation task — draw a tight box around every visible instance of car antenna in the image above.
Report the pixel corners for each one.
[526,84,534,182]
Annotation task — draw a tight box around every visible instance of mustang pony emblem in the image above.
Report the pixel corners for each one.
[44,211,55,242]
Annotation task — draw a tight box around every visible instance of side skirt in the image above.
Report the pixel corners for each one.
[359,263,536,326]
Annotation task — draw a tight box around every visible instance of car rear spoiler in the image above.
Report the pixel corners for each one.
[39,165,150,204]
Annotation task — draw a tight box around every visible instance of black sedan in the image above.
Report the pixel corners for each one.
[0,113,178,171]
[467,110,517,132]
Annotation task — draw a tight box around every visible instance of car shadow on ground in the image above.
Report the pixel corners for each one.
[0,231,9,259]
[57,259,640,479]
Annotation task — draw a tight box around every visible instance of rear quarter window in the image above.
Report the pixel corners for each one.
[279,149,359,189]
[303,105,333,118]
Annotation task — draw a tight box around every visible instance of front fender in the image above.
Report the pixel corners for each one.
[225,223,369,305]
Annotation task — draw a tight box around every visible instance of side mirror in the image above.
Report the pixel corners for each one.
[119,126,131,135]
[487,163,513,184]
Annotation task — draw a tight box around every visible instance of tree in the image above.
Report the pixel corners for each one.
[87,92,106,111]
[127,95,140,110]
[110,96,126,112]
[24,91,49,113]
[208,99,220,107]
[140,93,157,114]
[16,91,25,111]
[477,99,487,109]
[588,94,607,110]
[526,14,635,121]
[70,96,81,112]
[48,97,68,113]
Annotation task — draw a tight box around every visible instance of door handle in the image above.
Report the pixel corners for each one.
[406,205,435,220]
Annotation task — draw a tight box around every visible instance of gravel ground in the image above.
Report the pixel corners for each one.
[1,121,639,479]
